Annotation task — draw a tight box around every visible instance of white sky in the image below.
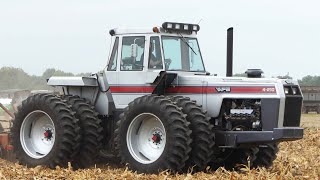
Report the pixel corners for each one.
[0,0,319,79]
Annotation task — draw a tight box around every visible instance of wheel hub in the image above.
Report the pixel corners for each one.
[127,113,166,164]
[20,110,55,159]
[44,129,53,140]
[151,133,162,144]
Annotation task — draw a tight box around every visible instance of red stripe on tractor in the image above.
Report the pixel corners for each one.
[231,87,276,93]
[110,86,154,93]
[109,86,276,94]
[166,86,216,93]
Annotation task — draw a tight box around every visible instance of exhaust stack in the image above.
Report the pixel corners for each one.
[226,27,233,77]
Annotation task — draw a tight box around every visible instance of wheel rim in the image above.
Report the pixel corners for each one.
[20,110,55,159]
[126,113,166,164]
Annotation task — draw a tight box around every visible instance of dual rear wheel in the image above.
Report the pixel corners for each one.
[11,94,103,169]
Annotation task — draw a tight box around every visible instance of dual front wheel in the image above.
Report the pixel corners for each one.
[115,95,279,173]
[213,143,279,170]
[115,95,214,173]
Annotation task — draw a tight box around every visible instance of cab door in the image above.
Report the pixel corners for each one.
[146,36,165,83]
[115,35,149,108]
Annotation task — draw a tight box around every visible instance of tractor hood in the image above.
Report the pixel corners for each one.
[170,72,294,94]
[165,72,299,119]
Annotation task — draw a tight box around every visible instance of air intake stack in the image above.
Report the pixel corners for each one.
[226,27,233,77]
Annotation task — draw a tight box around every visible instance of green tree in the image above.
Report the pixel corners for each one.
[0,67,92,91]
[298,75,320,86]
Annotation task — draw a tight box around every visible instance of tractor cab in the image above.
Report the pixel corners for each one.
[105,23,205,78]
[104,22,206,108]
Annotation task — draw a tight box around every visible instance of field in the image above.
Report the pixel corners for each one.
[0,115,319,179]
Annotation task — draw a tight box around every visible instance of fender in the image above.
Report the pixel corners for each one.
[47,76,98,87]
[47,73,115,116]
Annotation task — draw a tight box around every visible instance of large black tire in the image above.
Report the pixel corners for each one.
[169,96,214,172]
[114,95,192,174]
[253,143,279,168]
[11,93,81,168]
[216,147,259,170]
[62,95,104,169]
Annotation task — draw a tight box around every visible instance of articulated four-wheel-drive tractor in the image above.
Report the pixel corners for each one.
[9,22,303,173]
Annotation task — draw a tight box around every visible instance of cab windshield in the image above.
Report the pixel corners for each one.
[162,36,205,72]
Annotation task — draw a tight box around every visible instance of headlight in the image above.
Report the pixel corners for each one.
[167,23,173,29]
[283,86,300,95]
[284,87,290,94]
[292,87,298,95]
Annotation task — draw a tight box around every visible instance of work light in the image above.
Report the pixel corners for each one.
[162,22,200,32]
[193,25,198,31]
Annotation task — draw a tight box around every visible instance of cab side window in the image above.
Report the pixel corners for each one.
[149,36,163,69]
[107,37,119,71]
[121,36,145,71]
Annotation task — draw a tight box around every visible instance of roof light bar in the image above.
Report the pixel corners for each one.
[162,22,200,32]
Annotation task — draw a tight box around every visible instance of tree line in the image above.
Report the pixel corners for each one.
[0,67,320,91]
[0,67,91,91]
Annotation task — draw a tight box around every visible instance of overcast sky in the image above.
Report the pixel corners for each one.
[0,0,319,79]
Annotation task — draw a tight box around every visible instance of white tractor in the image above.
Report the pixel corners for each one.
[10,22,303,173]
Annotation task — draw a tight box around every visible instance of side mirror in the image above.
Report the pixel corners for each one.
[131,44,138,58]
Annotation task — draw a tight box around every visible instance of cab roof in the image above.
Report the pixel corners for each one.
[110,28,157,35]
[109,22,200,36]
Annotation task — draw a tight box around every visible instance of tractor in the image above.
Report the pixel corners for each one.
[10,22,303,173]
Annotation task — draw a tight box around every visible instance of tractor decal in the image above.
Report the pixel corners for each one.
[109,85,277,94]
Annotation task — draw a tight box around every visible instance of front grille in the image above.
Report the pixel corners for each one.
[283,85,303,127]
